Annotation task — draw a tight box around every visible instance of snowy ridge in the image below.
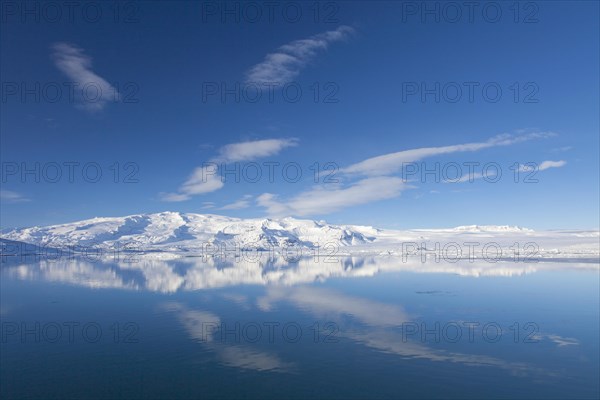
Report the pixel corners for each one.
[1,212,598,258]
[0,212,376,252]
[447,225,534,233]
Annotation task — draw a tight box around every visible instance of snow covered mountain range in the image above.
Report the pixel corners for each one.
[1,212,376,252]
[1,211,598,259]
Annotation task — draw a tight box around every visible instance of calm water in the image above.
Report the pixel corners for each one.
[1,256,599,399]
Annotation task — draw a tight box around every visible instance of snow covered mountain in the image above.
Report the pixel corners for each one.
[0,212,378,252]
[433,225,534,233]
[1,211,598,259]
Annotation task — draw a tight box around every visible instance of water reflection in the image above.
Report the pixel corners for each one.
[258,286,547,376]
[2,255,598,293]
[160,302,295,373]
[1,256,598,398]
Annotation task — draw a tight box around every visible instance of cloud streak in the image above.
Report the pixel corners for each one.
[256,131,555,216]
[0,190,30,203]
[257,177,406,217]
[454,159,566,184]
[162,131,557,216]
[159,165,225,202]
[161,138,297,202]
[246,26,354,84]
[519,160,566,172]
[342,132,556,177]
[217,138,298,162]
[220,195,252,210]
[51,42,119,111]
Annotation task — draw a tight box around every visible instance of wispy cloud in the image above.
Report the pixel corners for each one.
[454,159,563,184]
[51,42,119,111]
[256,131,555,216]
[163,131,556,214]
[342,132,556,176]
[220,195,253,210]
[160,165,224,202]
[245,26,354,84]
[519,160,566,172]
[545,334,579,347]
[159,193,192,202]
[532,332,579,347]
[201,202,216,209]
[161,139,297,202]
[0,190,30,203]
[454,171,494,183]
[217,138,298,162]
[257,177,405,217]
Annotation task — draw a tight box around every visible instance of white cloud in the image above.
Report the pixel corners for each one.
[453,170,498,184]
[246,26,354,84]
[545,334,579,347]
[518,160,566,173]
[159,193,191,202]
[0,190,29,203]
[537,160,567,171]
[257,176,405,217]
[342,132,556,176]
[160,165,225,202]
[220,195,252,210]
[254,131,556,216]
[180,166,225,194]
[161,139,296,202]
[161,131,558,215]
[217,138,298,162]
[51,42,119,111]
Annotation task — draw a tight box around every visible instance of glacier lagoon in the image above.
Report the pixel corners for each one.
[1,255,599,399]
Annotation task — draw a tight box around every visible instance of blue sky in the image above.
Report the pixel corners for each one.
[1,1,598,230]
